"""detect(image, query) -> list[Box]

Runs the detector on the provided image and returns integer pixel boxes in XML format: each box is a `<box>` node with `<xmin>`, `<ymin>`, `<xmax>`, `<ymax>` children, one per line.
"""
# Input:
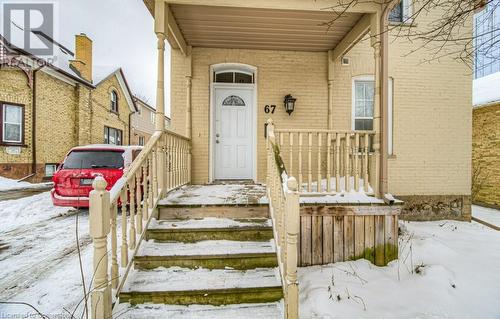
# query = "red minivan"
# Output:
<box><xmin>51</xmin><ymin>145</ymin><xmax>143</xmax><ymax>208</ymax></box>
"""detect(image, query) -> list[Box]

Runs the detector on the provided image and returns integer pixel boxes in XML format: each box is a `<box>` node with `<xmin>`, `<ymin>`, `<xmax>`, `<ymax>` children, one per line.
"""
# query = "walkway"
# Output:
<box><xmin>472</xmin><ymin>205</ymin><xmax>500</xmax><ymax>231</ymax></box>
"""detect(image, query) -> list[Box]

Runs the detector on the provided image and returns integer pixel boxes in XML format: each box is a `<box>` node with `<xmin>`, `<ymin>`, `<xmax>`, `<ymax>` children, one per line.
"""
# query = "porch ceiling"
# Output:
<box><xmin>168</xmin><ymin>4</ymin><xmax>364</xmax><ymax>52</ymax></box>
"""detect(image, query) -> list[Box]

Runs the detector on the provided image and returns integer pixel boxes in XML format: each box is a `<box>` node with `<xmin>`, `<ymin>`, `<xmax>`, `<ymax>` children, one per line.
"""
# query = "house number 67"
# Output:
<box><xmin>264</xmin><ymin>105</ymin><xmax>276</xmax><ymax>114</ymax></box>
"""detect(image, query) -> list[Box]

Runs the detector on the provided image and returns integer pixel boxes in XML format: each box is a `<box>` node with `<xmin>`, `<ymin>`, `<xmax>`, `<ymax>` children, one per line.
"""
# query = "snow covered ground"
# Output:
<box><xmin>0</xmin><ymin>176</ymin><xmax>52</xmax><ymax>192</ymax></box>
<box><xmin>0</xmin><ymin>191</ymin><xmax>93</xmax><ymax>317</ymax></box>
<box><xmin>2</xmin><ymin>194</ymin><xmax>500</xmax><ymax>319</ymax></box>
<box><xmin>299</xmin><ymin>218</ymin><xmax>500</xmax><ymax>319</ymax></box>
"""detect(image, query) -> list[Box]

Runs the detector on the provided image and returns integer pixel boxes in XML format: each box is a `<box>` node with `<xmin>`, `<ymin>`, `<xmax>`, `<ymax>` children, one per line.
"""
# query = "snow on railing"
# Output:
<box><xmin>88</xmin><ymin>129</ymin><xmax>191</xmax><ymax>318</ymax></box>
<box><xmin>274</xmin><ymin>128</ymin><xmax>377</xmax><ymax>196</ymax></box>
<box><xmin>266</xmin><ymin>119</ymin><xmax>299</xmax><ymax>319</ymax></box>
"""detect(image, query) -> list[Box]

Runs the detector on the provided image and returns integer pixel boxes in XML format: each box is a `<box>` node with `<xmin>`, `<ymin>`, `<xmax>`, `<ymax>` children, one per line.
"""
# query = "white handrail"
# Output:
<box><xmin>266</xmin><ymin>119</ymin><xmax>299</xmax><ymax>319</ymax></box>
<box><xmin>89</xmin><ymin>129</ymin><xmax>191</xmax><ymax>319</ymax></box>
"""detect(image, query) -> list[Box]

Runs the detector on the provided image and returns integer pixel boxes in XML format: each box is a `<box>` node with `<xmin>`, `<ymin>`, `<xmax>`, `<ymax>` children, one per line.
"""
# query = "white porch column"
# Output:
<box><xmin>185</xmin><ymin>46</ymin><xmax>193</xmax><ymax>139</ymax></box>
<box><xmin>370</xmin><ymin>27</ymin><xmax>382</xmax><ymax>198</ymax></box>
<box><xmin>327</xmin><ymin>50</ymin><xmax>334</xmax><ymax>130</ymax></box>
<box><xmin>370</xmin><ymin>2</ymin><xmax>399</xmax><ymax>198</ymax></box>
<box><xmin>154</xmin><ymin>0</ymin><xmax>167</xmax><ymax>192</ymax></box>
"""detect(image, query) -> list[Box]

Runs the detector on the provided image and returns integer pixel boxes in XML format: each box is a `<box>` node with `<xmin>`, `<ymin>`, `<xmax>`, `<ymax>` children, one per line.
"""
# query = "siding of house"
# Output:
<box><xmin>472</xmin><ymin>102</ymin><xmax>500</xmax><ymax>208</ymax></box>
<box><xmin>170</xmin><ymin>26</ymin><xmax>472</xmax><ymax>220</ymax></box>
<box><xmin>131</xmin><ymin>100</ymin><xmax>156</xmax><ymax>145</ymax></box>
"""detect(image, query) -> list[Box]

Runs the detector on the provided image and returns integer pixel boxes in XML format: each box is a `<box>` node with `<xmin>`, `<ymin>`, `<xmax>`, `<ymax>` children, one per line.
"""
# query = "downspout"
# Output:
<box><xmin>379</xmin><ymin>0</ymin><xmax>400</xmax><ymax>197</ymax></box>
<box><xmin>31</xmin><ymin>69</ymin><xmax>38</xmax><ymax>176</ymax></box>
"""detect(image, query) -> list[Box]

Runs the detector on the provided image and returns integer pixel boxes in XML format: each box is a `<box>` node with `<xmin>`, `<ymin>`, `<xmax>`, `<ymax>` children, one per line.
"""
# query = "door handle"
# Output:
<box><xmin>216</xmin><ymin>133</ymin><xmax>220</xmax><ymax>137</ymax></box>
<box><xmin>216</xmin><ymin>140</ymin><xmax>220</xmax><ymax>144</ymax></box>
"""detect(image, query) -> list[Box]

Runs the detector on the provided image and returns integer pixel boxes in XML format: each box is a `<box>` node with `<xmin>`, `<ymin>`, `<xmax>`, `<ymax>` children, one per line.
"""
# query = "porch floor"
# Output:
<box><xmin>158</xmin><ymin>183</ymin><xmax>402</xmax><ymax>207</ymax></box>
<box><xmin>158</xmin><ymin>183</ymin><xmax>268</xmax><ymax>206</ymax></box>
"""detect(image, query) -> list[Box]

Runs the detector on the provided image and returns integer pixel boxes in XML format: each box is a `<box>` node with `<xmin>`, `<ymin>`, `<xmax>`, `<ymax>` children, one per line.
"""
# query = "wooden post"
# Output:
<box><xmin>298</xmin><ymin>133</ymin><xmax>303</xmax><ymax>191</ymax></box>
<box><xmin>136</xmin><ymin>171</ymin><xmax>143</xmax><ymax>233</ymax></box>
<box><xmin>344</xmin><ymin>133</ymin><xmax>350</xmax><ymax>192</ymax></box>
<box><xmin>128</xmin><ymin>180</ymin><xmax>136</xmax><ymax>249</ymax></box>
<box><xmin>307</xmin><ymin>132</ymin><xmax>312</xmax><ymax>192</ymax></box>
<box><xmin>326</xmin><ymin>132</ymin><xmax>332</xmax><ymax>192</ymax></box>
<box><xmin>110</xmin><ymin>203</ymin><xmax>118</xmax><ymax>289</ymax></box>
<box><xmin>354</xmin><ymin>133</ymin><xmax>360</xmax><ymax>192</ymax></box>
<box><xmin>120</xmin><ymin>188</ymin><xmax>128</xmax><ymax>267</ymax></box>
<box><xmin>335</xmin><ymin>133</ymin><xmax>340</xmax><ymax>192</ymax></box>
<box><xmin>285</xmin><ymin>177</ymin><xmax>300</xmax><ymax>319</ymax></box>
<box><xmin>89</xmin><ymin>176</ymin><xmax>112</xmax><ymax>319</ymax></box>
<box><xmin>363</xmin><ymin>134</ymin><xmax>370</xmax><ymax>192</ymax></box>
<box><xmin>317</xmin><ymin>133</ymin><xmax>322</xmax><ymax>192</ymax></box>
<box><xmin>371</xmin><ymin>38</ymin><xmax>382</xmax><ymax>198</ymax></box>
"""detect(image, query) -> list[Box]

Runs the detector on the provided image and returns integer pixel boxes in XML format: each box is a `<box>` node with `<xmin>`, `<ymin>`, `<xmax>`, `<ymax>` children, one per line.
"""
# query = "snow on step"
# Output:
<box><xmin>122</xmin><ymin>267</ymin><xmax>282</xmax><ymax>292</ymax></box>
<box><xmin>115</xmin><ymin>302</ymin><xmax>283</xmax><ymax>319</ymax></box>
<box><xmin>138</xmin><ymin>239</ymin><xmax>275</xmax><ymax>257</ymax></box>
<box><xmin>149</xmin><ymin>217</ymin><xmax>272</xmax><ymax>230</ymax></box>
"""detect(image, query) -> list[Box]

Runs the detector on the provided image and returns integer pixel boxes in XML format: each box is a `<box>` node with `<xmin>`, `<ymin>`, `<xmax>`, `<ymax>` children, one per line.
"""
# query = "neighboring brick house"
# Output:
<box><xmin>131</xmin><ymin>97</ymin><xmax>171</xmax><ymax>146</ymax></box>
<box><xmin>0</xmin><ymin>33</ymin><xmax>137</xmax><ymax>181</ymax></box>
<box><xmin>472</xmin><ymin>1</ymin><xmax>500</xmax><ymax>209</ymax></box>
<box><xmin>472</xmin><ymin>102</ymin><xmax>500</xmax><ymax>209</ymax></box>
<box><xmin>146</xmin><ymin>0</ymin><xmax>473</xmax><ymax>220</ymax></box>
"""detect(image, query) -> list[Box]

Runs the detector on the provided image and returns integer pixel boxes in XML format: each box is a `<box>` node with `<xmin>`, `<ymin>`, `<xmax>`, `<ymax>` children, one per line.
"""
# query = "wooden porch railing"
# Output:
<box><xmin>88</xmin><ymin>129</ymin><xmax>191</xmax><ymax>319</ymax></box>
<box><xmin>274</xmin><ymin>128</ymin><xmax>377</xmax><ymax>195</ymax></box>
<box><xmin>266</xmin><ymin>119</ymin><xmax>299</xmax><ymax>319</ymax></box>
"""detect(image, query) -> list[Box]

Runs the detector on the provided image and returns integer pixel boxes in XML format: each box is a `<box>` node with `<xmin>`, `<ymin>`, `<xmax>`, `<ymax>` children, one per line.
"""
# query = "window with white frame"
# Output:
<box><xmin>138</xmin><ymin>136</ymin><xmax>145</xmax><ymax>146</ymax></box>
<box><xmin>104</xmin><ymin>126</ymin><xmax>123</xmax><ymax>145</ymax></box>
<box><xmin>389</xmin><ymin>0</ymin><xmax>412</xmax><ymax>23</ymax></box>
<box><xmin>352</xmin><ymin>77</ymin><xmax>395</xmax><ymax>155</ymax></box>
<box><xmin>2</xmin><ymin>103</ymin><xmax>23</xmax><ymax>144</ymax></box>
<box><xmin>150</xmin><ymin>112</ymin><xmax>155</xmax><ymax>124</ymax></box>
<box><xmin>110</xmin><ymin>90</ymin><xmax>119</xmax><ymax>113</ymax></box>
<box><xmin>353</xmin><ymin>80</ymin><xmax>375</xmax><ymax>131</ymax></box>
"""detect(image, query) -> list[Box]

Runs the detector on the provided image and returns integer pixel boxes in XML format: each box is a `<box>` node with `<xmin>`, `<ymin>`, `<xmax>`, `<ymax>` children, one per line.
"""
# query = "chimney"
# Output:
<box><xmin>70</xmin><ymin>33</ymin><xmax>93</xmax><ymax>82</ymax></box>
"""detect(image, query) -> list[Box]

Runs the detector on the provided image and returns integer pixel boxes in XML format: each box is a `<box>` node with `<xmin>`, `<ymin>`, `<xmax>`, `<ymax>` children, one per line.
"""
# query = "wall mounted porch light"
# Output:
<box><xmin>284</xmin><ymin>94</ymin><xmax>296</xmax><ymax>116</ymax></box>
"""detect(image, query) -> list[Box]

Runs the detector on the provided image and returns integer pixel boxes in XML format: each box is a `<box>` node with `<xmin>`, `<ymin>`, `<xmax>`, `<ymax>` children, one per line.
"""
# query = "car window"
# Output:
<box><xmin>62</xmin><ymin>150</ymin><xmax>125</xmax><ymax>169</ymax></box>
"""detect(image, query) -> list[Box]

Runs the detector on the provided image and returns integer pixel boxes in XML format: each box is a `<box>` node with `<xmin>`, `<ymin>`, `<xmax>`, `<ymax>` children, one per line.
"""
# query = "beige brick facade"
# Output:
<box><xmin>472</xmin><ymin>102</ymin><xmax>500</xmax><ymax>208</ymax></box>
<box><xmin>90</xmin><ymin>75</ymin><xmax>131</xmax><ymax>145</ymax></box>
<box><xmin>0</xmin><ymin>67</ymin><xmax>134</xmax><ymax>181</ymax></box>
<box><xmin>170</xmin><ymin>26</ymin><xmax>472</xmax><ymax>220</ymax></box>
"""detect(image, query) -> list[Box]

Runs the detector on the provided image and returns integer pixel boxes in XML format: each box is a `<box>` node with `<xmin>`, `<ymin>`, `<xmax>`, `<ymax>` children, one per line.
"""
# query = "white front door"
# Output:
<box><xmin>214</xmin><ymin>87</ymin><xmax>254</xmax><ymax>180</ymax></box>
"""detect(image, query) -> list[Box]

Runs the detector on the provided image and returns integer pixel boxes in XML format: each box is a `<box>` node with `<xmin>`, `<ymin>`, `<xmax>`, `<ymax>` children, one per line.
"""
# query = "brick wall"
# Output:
<box><xmin>171</xmin><ymin>48</ymin><xmax>329</xmax><ymax>184</ymax></box>
<box><xmin>472</xmin><ymin>102</ymin><xmax>500</xmax><ymax>208</ymax></box>
<box><xmin>0</xmin><ymin>69</ymin><xmax>33</xmax><ymax>175</ymax></box>
<box><xmin>0</xmin><ymin>68</ymin><xmax>134</xmax><ymax>181</ymax></box>
<box><xmin>90</xmin><ymin>75</ymin><xmax>131</xmax><ymax>145</ymax></box>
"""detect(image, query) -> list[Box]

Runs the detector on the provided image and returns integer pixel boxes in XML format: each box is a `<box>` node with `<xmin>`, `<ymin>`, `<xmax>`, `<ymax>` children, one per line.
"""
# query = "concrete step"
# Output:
<box><xmin>119</xmin><ymin>267</ymin><xmax>283</xmax><ymax>306</ymax></box>
<box><xmin>158</xmin><ymin>203</ymin><xmax>269</xmax><ymax>219</ymax></box>
<box><xmin>114</xmin><ymin>302</ymin><xmax>283</xmax><ymax>319</ymax></box>
<box><xmin>135</xmin><ymin>239</ymin><xmax>277</xmax><ymax>270</ymax></box>
<box><xmin>146</xmin><ymin>218</ymin><xmax>273</xmax><ymax>242</ymax></box>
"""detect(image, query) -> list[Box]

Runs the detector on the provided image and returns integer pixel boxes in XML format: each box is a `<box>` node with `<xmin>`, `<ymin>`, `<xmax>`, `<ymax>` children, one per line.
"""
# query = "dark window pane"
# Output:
<box><xmin>215</xmin><ymin>72</ymin><xmax>233</xmax><ymax>83</ymax></box>
<box><xmin>355</xmin><ymin>119</ymin><xmax>373</xmax><ymax>131</ymax></box>
<box><xmin>235</xmin><ymin>72</ymin><xmax>253</xmax><ymax>83</ymax></box>
<box><xmin>389</xmin><ymin>1</ymin><xmax>403</xmax><ymax>22</ymax></box>
<box><xmin>62</xmin><ymin>150</ymin><xmax>124</xmax><ymax>169</ymax></box>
